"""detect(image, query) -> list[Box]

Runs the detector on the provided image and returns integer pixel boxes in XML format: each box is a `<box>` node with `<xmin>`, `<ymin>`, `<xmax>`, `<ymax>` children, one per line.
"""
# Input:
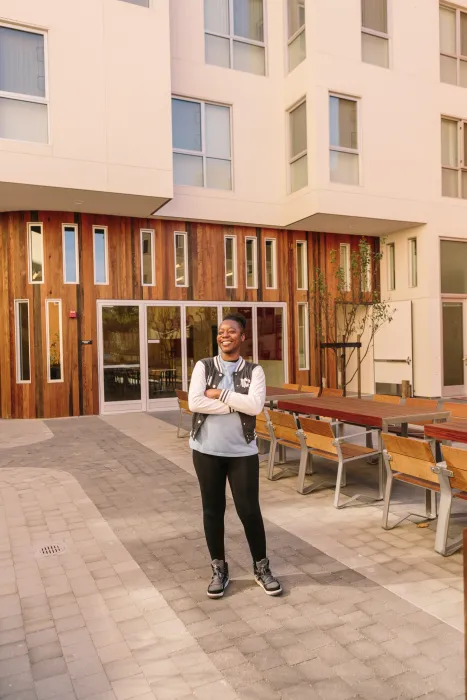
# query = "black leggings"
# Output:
<box><xmin>192</xmin><ymin>451</ymin><xmax>267</xmax><ymax>563</ymax></box>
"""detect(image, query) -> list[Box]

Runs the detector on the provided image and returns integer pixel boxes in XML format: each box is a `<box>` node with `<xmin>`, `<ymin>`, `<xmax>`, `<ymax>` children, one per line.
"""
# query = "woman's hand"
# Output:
<box><xmin>205</xmin><ymin>389</ymin><xmax>221</xmax><ymax>399</ymax></box>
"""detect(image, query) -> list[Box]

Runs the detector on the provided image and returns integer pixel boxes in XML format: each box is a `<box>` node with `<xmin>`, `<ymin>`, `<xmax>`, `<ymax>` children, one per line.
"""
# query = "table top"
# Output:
<box><xmin>425</xmin><ymin>419</ymin><xmax>467</xmax><ymax>443</ymax></box>
<box><xmin>277</xmin><ymin>396</ymin><xmax>450</xmax><ymax>429</ymax></box>
<box><xmin>265</xmin><ymin>387</ymin><xmax>317</xmax><ymax>401</ymax></box>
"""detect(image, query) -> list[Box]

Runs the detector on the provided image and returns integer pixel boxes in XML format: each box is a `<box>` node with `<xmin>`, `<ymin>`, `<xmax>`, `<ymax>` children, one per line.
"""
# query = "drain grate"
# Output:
<box><xmin>37</xmin><ymin>543</ymin><xmax>67</xmax><ymax>557</ymax></box>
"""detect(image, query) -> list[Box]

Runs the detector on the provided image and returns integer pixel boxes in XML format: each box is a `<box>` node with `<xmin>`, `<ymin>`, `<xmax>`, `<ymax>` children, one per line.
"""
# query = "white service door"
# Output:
<box><xmin>373</xmin><ymin>300</ymin><xmax>413</xmax><ymax>394</ymax></box>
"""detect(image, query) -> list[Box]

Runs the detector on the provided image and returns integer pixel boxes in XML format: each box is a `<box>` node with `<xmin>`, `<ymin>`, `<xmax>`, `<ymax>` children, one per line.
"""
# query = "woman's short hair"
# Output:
<box><xmin>222</xmin><ymin>313</ymin><xmax>247</xmax><ymax>332</ymax></box>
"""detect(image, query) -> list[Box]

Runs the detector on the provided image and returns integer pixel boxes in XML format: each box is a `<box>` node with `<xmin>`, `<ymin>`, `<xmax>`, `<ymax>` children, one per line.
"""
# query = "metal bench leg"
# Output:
<box><xmin>334</xmin><ymin>456</ymin><xmax>345</xmax><ymax>508</ymax></box>
<box><xmin>435</xmin><ymin>472</ymin><xmax>461</xmax><ymax>556</ymax></box>
<box><xmin>267</xmin><ymin>438</ymin><xmax>277</xmax><ymax>480</ymax></box>
<box><xmin>382</xmin><ymin>468</ymin><xmax>395</xmax><ymax>529</ymax></box>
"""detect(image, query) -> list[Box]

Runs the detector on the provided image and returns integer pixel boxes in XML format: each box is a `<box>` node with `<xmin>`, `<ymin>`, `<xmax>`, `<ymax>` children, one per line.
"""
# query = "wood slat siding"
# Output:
<box><xmin>0</xmin><ymin>211</ymin><xmax>379</xmax><ymax>419</ymax></box>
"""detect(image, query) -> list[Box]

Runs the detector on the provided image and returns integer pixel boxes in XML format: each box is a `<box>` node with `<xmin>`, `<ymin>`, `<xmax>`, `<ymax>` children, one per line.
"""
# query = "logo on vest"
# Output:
<box><xmin>240</xmin><ymin>377</ymin><xmax>251</xmax><ymax>388</ymax></box>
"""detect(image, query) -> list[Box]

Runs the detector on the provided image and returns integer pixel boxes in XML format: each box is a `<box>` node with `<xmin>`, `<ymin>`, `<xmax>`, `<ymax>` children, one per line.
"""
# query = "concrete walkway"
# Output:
<box><xmin>0</xmin><ymin>414</ymin><xmax>464</xmax><ymax>700</ymax></box>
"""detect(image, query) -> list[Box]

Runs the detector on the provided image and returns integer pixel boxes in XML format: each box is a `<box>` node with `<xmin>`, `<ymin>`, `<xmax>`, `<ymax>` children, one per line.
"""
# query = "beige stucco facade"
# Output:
<box><xmin>2</xmin><ymin>0</ymin><xmax>467</xmax><ymax>399</ymax></box>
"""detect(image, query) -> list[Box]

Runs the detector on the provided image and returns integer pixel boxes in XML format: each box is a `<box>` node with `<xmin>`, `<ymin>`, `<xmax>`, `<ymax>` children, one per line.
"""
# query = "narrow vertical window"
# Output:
<box><xmin>224</xmin><ymin>235</ymin><xmax>237</xmax><ymax>288</ymax></box>
<box><xmin>245</xmin><ymin>237</ymin><xmax>258</xmax><ymax>289</ymax></box>
<box><xmin>14</xmin><ymin>300</ymin><xmax>31</xmax><ymax>383</ymax></box>
<box><xmin>62</xmin><ymin>224</ymin><xmax>79</xmax><ymax>284</ymax></box>
<box><xmin>265</xmin><ymin>239</ymin><xmax>277</xmax><ymax>289</ymax></box>
<box><xmin>408</xmin><ymin>238</ymin><xmax>417</xmax><ymax>288</ymax></box>
<box><xmin>289</xmin><ymin>100</ymin><xmax>308</xmax><ymax>193</ymax></box>
<box><xmin>175</xmin><ymin>231</ymin><xmax>188</xmax><ymax>287</ymax></box>
<box><xmin>340</xmin><ymin>243</ymin><xmax>351</xmax><ymax>291</ymax></box>
<box><xmin>141</xmin><ymin>229</ymin><xmax>155</xmax><ymax>286</ymax></box>
<box><xmin>93</xmin><ymin>227</ymin><xmax>108</xmax><ymax>285</ymax></box>
<box><xmin>387</xmin><ymin>243</ymin><xmax>395</xmax><ymax>291</ymax></box>
<box><xmin>288</xmin><ymin>0</ymin><xmax>306</xmax><ymax>72</ymax></box>
<box><xmin>296</xmin><ymin>240</ymin><xmax>307</xmax><ymax>290</ymax></box>
<box><xmin>329</xmin><ymin>95</ymin><xmax>360</xmax><ymax>185</ymax></box>
<box><xmin>28</xmin><ymin>223</ymin><xmax>44</xmax><ymax>284</ymax></box>
<box><xmin>440</xmin><ymin>4</ymin><xmax>467</xmax><ymax>87</ymax></box>
<box><xmin>298</xmin><ymin>303</ymin><xmax>309</xmax><ymax>370</ymax></box>
<box><xmin>46</xmin><ymin>299</ymin><xmax>63</xmax><ymax>383</ymax></box>
<box><xmin>361</xmin><ymin>0</ymin><xmax>389</xmax><ymax>68</ymax></box>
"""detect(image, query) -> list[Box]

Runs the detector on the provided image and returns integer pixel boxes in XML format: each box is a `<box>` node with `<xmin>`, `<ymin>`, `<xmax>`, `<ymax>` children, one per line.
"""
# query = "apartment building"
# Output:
<box><xmin>0</xmin><ymin>0</ymin><xmax>466</xmax><ymax>419</ymax></box>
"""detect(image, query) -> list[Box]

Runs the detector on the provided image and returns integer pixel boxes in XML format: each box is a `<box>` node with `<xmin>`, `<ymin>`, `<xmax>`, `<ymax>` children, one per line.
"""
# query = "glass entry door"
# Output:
<box><xmin>147</xmin><ymin>306</ymin><xmax>183</xmax><ymax>403</ymax></box>
<box><xmin>443</xmin><ymin>300</ymin><xmax>467</xmax><ymax>396</ymax></box>
<box><xmin>100</xmin><ymin>305</ymin><xmax>144</xmax><ymax>412</ymax></box>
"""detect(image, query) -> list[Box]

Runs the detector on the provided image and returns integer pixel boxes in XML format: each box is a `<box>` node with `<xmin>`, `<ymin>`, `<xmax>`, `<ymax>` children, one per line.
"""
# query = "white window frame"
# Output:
<box><xmin>387</xmin><ymin>242</ymin><xmax>395</xmax><ymax>291</ymax></box>
<box><xmin>28</xmin><ymin>222</ymin><xmax>44</xmax><ymax>285</ymax></box>
<box><xmin>174</xmin><ymin>231</ymin><xmax>189</xmax><ymax>288</ymax></box>
<box><xmin>204</xmin><ymin>0</ymin><xmax>266</xmax><ymax>75</ymax></box>
<box><xmin>14</xmin><ymin>299</ymin><xmax>31</xmax><ymax>384</ymax></box>
<box><xmin>361</xmin><ymin>0</ymin><xmax>389</xmax><ymax>67</ymax></box>
<box><xmin>287</xmin><ymin>0</ymin><xmax>306</xmax><ymax>72</ymax></box>
<box><xmin>0</xmin><ymin>23</ymin><xmax>49</xmax><ymax>144</ymax></box>
<box><xmin>140</xmin><ymin>228</ymin><xmax>155</xmax><ymax>287</ymax></box>
<box><xmin>45</xmin><ymin>298</ymin><xmax>64</xmax><ymax>384</ymax></box>
<box><xmin>93</xmin><ymin>226</ymin><xmax>109</xmax><ymax>285</ymax></box>
<box><xmin>172</xmin><ymin>96</ymin><xmax>232</xmax><ymax>190</ymax></box>
<box><xmin>408</xmin><ymin>237</ymin><xmax>418</xmax><ymax>288</ymax></box>
<box><xmin>297</xmin><ymin>302</ymin><xmax>310</xmax><ymax>370</ymax></box>
<box><xmin>62</xmin><ymin>224</ymin><xmax>79</xmax><ymax>285</ymax></box>
<box><xmin>265</xmin><ymin>238</ymin><xmax>277</xmax><ymax>289</ymax></box>
<box><xmin>288</xmin><ymin>98</ymin><xmax>308</xmax><ymax>194</ymax></box>
<box><xmin>245</xmin><ymin>237</ymin><xmax>258</xmax><ymax>289</ymax></box>
<box><xmin>340</xmin><ymin>243</ymin><xmax>351</xmax><ymax>292</ymax></box>
<box><xmin>441</xmin><ymin>116</ymin><xmax>467</xmax><ymax>198</ymax></box>
<box><xmin>440</xmin><ymin>4</ymin><xmax>467</xmax><ymax>86</ymax></box>
<box><xmin>224</xmin><ymin>235</ymin><xmax>238</xmax><ymax>288</ymax></box>
<box><xmin>329</xmin><ymin>93</ymin><xmax>360</xmax><ymax>185</ymax></box>
<box><xmin>296</xmin><ymin>240</ymin><xmax>308</xmax><ymax>290</ymax></box>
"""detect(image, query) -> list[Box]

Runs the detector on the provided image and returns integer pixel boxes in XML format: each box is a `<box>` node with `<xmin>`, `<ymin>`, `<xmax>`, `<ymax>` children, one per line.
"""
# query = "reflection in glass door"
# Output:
<box><xmin>147</xmin><ymin>306</ymin><xmax>183</xmax><ymax>399</ymax></box>
<box><xmin>257</xmin><ymin>307</ymin><xmax>285</xmax><ymax>385</ymax></box>
<box><xmin>443</xmin><ymin>301</ymin><xmax>467</xmax><ymax>396</ymax></box>
<box><xmin>101</xmin><ymin>306</ymin><xmax>142</xmax><ymax>407</ymax></box>
<box><xmin>186</xmin><ymin>307</ymin><xmax>218</xmax><ymax>381</ymax></box>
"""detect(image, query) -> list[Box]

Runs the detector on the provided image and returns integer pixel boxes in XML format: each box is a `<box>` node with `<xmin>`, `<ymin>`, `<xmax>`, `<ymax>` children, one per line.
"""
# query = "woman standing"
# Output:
<box><xmin>188</xmin><ymin>313</ymin><xmax>282</xmax><ymax>599</ymax></box>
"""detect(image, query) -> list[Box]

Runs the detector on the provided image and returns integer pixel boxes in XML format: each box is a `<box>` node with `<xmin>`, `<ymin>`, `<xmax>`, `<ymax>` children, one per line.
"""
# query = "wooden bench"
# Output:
<box><xmin>267</xmin><ymin>410</ymin><xmax>301</xmax><ymax>481</ymax></box>
<box><xmin>373</xmin><ymin>394</ymin><xmax>401</xmax><ymax>405</ymax></box>
<box><xmin>175</xmin><ymin>389</ymin><xmax>192</xmax><ymax>438</ymax></box>
<box><xmin>298</xmin><ymin>417</ymin><xmax>380</xmax><ymax>507</ymax></box>
<box><xmin>443</xmin><ymin>402</ymin><xmax>467</xmax><ymax>420</ymax></box>
<box><xmin>436</xmin><ymin>445</ymin><xmax>467</xmax><ymax>556</ymax></box>
<box><xmin>301</xmin><ymin>385</ymin><xmax>320</xmax><ymax>395</ymax></box>
<box><xmin>282</xmin><ymin>383</ymin><xmax>301</xmax><ymax>391</ymax></box>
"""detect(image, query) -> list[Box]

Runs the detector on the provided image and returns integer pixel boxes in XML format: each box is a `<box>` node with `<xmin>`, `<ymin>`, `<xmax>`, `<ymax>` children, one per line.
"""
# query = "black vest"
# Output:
<box><xmin>191</xmin><ymin>357</ymin><xmax>258</xmax><ymax>444</ymax></box>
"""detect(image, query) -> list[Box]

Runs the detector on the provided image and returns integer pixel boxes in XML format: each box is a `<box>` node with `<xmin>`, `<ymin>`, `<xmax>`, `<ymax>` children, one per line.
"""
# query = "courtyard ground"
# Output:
<box><xmin>0</xmin><ymin>411</ymin><xmax>464</xmax><ymax>700</ymax></box>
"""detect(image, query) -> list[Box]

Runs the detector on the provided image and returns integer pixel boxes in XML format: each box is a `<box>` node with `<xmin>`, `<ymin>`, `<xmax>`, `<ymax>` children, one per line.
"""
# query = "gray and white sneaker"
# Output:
<box><xmin>207</xmin><ymin>560</ymin><xmax>229</xmax><ymax>598</ymax></box>
<box><xmin>254</xmin><ymin>558</ymin><xmax>282</xmax><ymax>596</ymax></box>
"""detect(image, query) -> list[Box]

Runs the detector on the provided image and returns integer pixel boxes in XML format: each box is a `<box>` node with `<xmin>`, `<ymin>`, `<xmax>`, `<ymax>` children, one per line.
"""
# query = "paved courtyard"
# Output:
<box><xmin>0</xmin><ymin>412</ymin><xmax>464</xmax><ymax>700</ymax></box>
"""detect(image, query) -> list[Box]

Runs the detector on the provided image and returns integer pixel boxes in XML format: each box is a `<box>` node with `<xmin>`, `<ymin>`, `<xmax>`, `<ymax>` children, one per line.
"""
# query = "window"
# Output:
<box><xmin>204</xmin><ymin>0</ymin><xmax>265</xmax><ymax>76</ymax></box>
<box><xmin>265</xmin><ymin>239</ymin><xmax>277</xmax><ymax>289</ymax></box>
<box><xmin>441</xmin><ymin>117</ymin><xmax>467</xmax><ymax>198</ymax></box>
<box><xmin>245</xmin><ymin>237</ymin><xmax>258</xmax><ymax>288</ymax></box>
<box><xmin>28</xmin><ymin>223</ymin><xmax>44</xmax><ymax>284</ymax></box>
<box><xmin>441</xmin><ymin>239</ymin><xmax>467</xmax><ymax>293</ymax></box>
<box><xmin>0</xmin><ymin>26</ymin><xmax>47</xmax><ymax>143</ymax></box>
<box><xmin>340</xmin><ymin>243</ymin><xmax>351</xmax><ymax>291</ymax></box>
<box><xmin>14</xmin><ymin>300</ymin><xmax>30</xmax><ymax>383</ymax></box>
<box><xmin>175</xmin><ymin>232</ymin><xmax>188</xmax><ymax>287</ymax></box>
<box><xmin>296</xmin><ymin>241</ymin><xmax>307</xmax><ymax>289</ymax></box>
<box><xmin>93</xmin><ymin>227</ymin><xmax>108</xmax><ymax>284</ymax></box>
<box><xmin>440</xmin><ymin>4</ymin><xmax>467</xmax><ymax>86</ymax></box>
<box><xmin>224</xmin><ymin>236</ymin><xmax>238</xmax><ymax>288</ymax></box>
<box><xmin>172</xmin><ymin>97</ymin><xmax>232</xmax><ymax>190</ymax></box>
<box><xmin>361</xmin><ymin>260</ymin><xmax>371</xmax><ymax>292</ymax></box>
<box><xmin>408</xmin><ymin>238</ymin><xmax>417</xmax><ymax>288</ymax></box>
<box><xmin>361</xmin><ymin>0</ymin><xmax>389</xmax><ymax>68</ymax></box>
<box><xmin>298</xmin><ymin>303</ymin><xmax>309</xmax><ymax>370</ymax></box>
<box><xmin>329</xmin><ymin>95</ymin><xmax>359</xmax><ymax>185</ymax></box>
<box><xmin>46</xmin><ymin>300</ymin><xmax>63</xmax><ymax>383</ymax></box>
<box><xmin>387</xmin><ymin>243</ymin><xmax>395</xmax><ymax>291</ymax></box>
<box><xmin>288</xmin><ymin>0</ymin><xmax>306</xmax><ymax>72</ymax></box>
<box><xmin>141</xmin><ymin>229</ymin><xmax>155</xmax><ymax>286</ymax></box>
<box><xmin>62</xmin><ymin>225</ymin><xmax>79</xmax><ymax>284</ymax></box>
<box><xmin>289</xmin><ymin>100</ymin><xmax>308</xmax><ymax>193</ymax></box>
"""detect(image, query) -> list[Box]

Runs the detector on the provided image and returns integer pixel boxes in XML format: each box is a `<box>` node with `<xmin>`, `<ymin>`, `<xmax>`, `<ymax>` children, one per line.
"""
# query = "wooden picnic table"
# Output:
<box><xmin>265</xmin><ymin>386</ymin><xmax>317</xmax><ymax>402</ymax></box>
<box><xmin>277</xmin><ymin>396</ymin><xmax>450</xmax><ymax>431</ymax></box>
<box><xmin>425</xmin><ymin>419</ymin><xmax>467</xmax><ymax>443</ymax></box>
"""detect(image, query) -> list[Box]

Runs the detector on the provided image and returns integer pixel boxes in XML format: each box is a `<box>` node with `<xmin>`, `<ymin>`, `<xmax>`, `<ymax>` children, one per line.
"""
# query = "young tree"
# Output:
<box><xmin>311</xmin><ymin>237</ymin><xmax>394</xmax><ymax>395</ymax></box>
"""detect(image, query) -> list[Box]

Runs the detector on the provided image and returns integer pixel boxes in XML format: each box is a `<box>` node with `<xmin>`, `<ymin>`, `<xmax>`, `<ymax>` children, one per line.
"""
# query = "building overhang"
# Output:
<box><xmin>0</xmin><ymin>182</ymin><xmax>171</xmax><ymax>218</ymax></box>
<box><xmin>285</xmin><ymin>212</ymin><xmax>424</xmax><ymax>235</ymax></box>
